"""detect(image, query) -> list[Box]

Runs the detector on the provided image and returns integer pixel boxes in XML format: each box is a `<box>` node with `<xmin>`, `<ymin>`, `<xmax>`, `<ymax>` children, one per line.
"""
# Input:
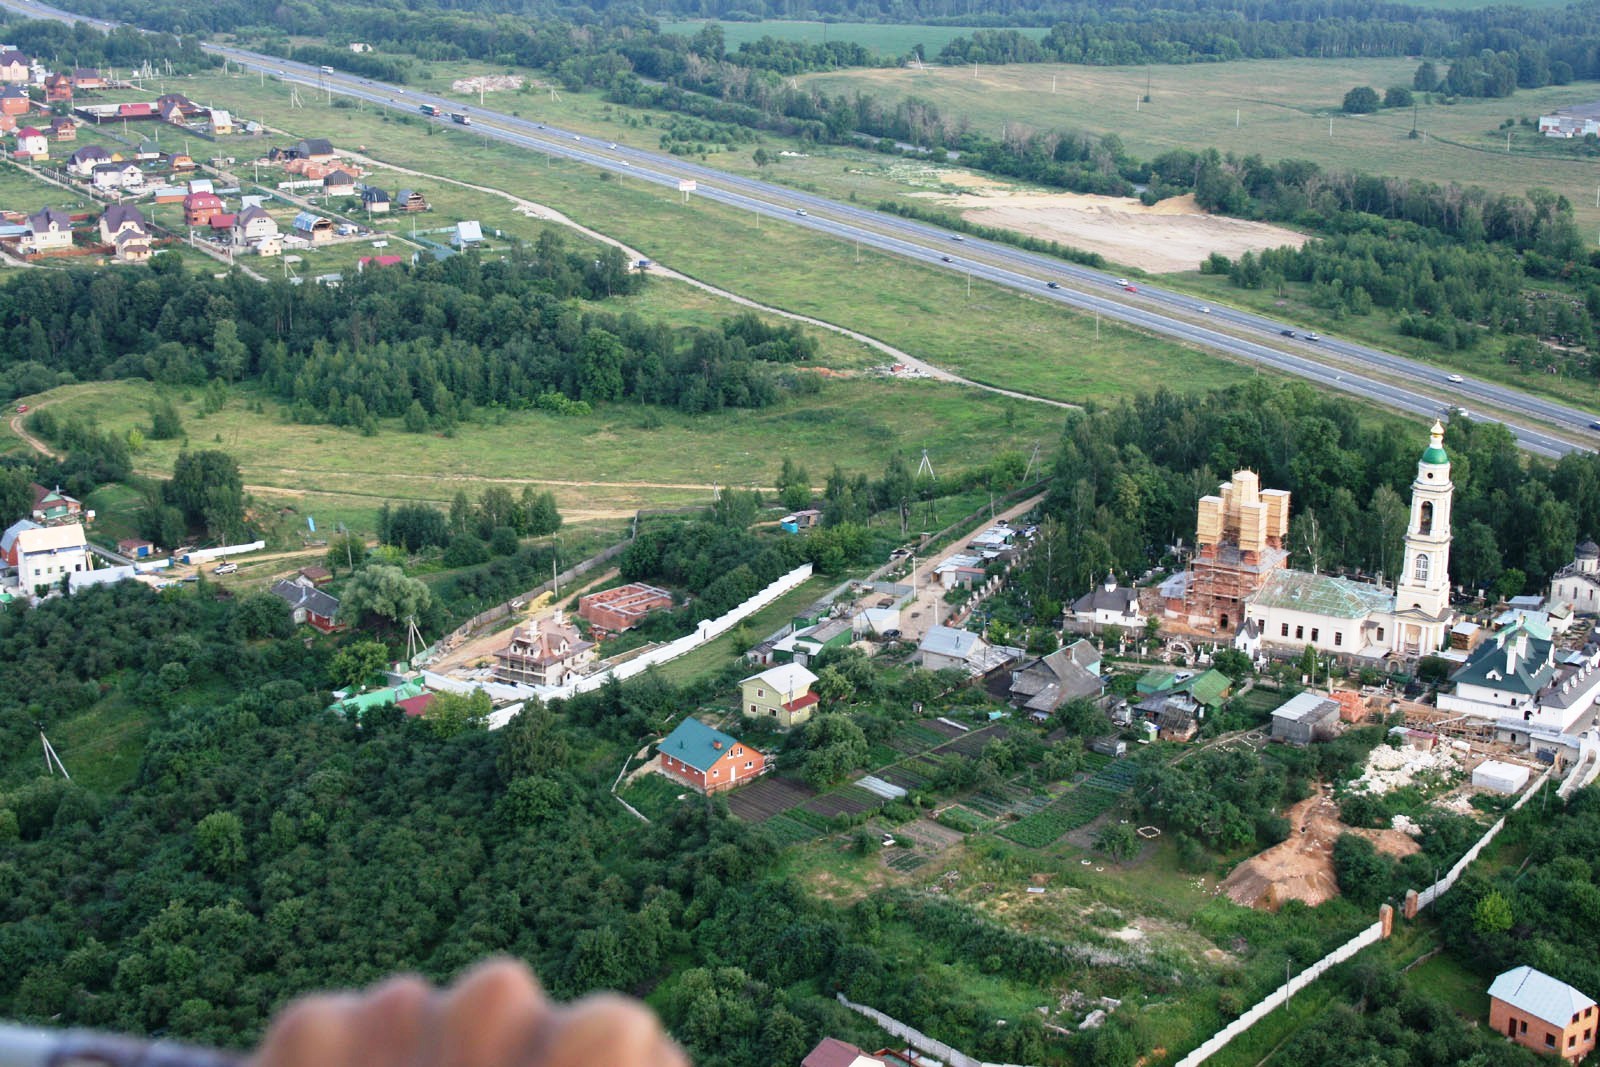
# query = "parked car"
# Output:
<box><xmin>881</xmin><ymin>629</ymin><xmax>903</xmax><ymax>640</ymax></box>
<box><xmin>14</xmin><ymin>404</ymin><xmax>26</xmax><ymax>413</ymax></box>
<box><xmin>213</xmin><ymin>562</ymin><xmax>238</xmax><ymax>575</ymax></box>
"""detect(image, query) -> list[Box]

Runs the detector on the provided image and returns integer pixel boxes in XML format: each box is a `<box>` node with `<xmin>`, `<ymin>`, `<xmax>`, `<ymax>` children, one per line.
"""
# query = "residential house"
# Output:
<box><xmin>787</xmin><ymin>617</ymin><xmax>855</xmax><ymax>664</ymax></box>
<box><xmin>918</xmin><ymin>624</ymin><xmax>1022</xmax><ymax>676</ymax></box>
<box><xmin>29</xmin><ymin>483</ymin><xmax>81</xmax><ymax>525</ymax></box>
<box><xmin>15</xmin><ymin>126</ymin><xmax>47</xmax><ymax>158</ymax></box>
<box><xmin>1488</xmin><ymin>966</ymin><xmax>1597</xmax><ymax>1062</ymax></box>
<box><xmin>298</xmin><ymin>566</ymin><xmax>332</xmax><ymax>586</ymax></box>
<box><xmin>968</xmin><ymin>522</ymin><xmax>1015</xmax><ymax>552</ymax></box>
<box><xmin>187</xmin><ymin>178</ymin><xmax>214</xmax><ymax>195</ymax></box>
<box><xmin>48</xmin><ymin>116</ymin><xmax>75</xmax><ymax>141</ymax></box>
<box><xmin>0</xmin><ymin>50</ymin><xmax>29</xmax><ymax>83</ymax></box>
<box><xmin>1551</xmin><ymin>540</ymin><xmax>1600</xmax><ymax>616</ymax></box>
<box><xmin>492</xmin><ymin>614</ymin><xmax>594</xmax><ymax>686</ymax></box>
<box><xmin>151</xmin><ymin>185</ymin><xmax>186</xmax><ymax>204</ymax></box>
<box><xmin>155</xmin><ymin>93</ymin><xmax>197</xmax><ymax>118</ymax></box>
<box><xmin>934</xmin><ymin>553</ymin><xmax>987</xmax><ymax>591</ymax></box>
<box><xmin>207</xmin><ymin>109</ymin><xmax>232</xmax><ymax>135</ymax></box>
<box><xmin>42</xmin><ymin>72</ymin><xmax>70</xmax><ymax>103</ymax></box>
<box><xmin>359</xmin><ymin>185</ymin><xmax>390</xmax><ymax>213</ymax></box>
<box><xmin>111</xmin><ymin>226</ymin><xmax>151</xmax><ymax>262</ymax></box>
<box><xmin>0</xmin><ymin>519</ymin><xmax>37</xmax><ymax>566</ymax></box>
<box><xmin>1438</xmin><ymin>618</ymin><xmax>1600</xmax><ymax>735</ymax></box>
<box><xmin>292</xmin><ymin>210</ymin><xmax>333</xmax><ymax>243</ymax></box>
<box><xmin>269</xmin><ymin>577</ymin><xmax>343</xmax><ymax>633</ymax></box>
<box><xmin>1071</xmin><ymin>571</ymin><xmax>1144</xmax><ymax>629</ymax></box>
<box><xmin>67</xmin><ymin>144</ymin><xmax>110</xmax><ymax>175</ymax></box>
<box><xmin>232</xmin><ymin>205</ymin><xmax>279</xmax><ymax>248</ymax></box>
<box><xmin>396</xmin><ymin>188</ymin><xmax>429</xmax><ymax>212</ymax></box>
<box><xmin>452</xmin><ymin>220</ymin><xmax>483</xmax><ymax>247</ymax></box>
<box><xmin>1009</xmin><ymin>638</ymin><xmax>1102</xmax><ymax>718</ymax></box>
<box><xmin>71</xmin><ymin>68</ymin><xmax>104</xmax><ymax>91</ymax></box>
<box><xmin>251</xmin><ymin>232</ymin><xmax>282</xmax><ymax>257</ymax></box>
<box><xmin>116</xmin><ymin>538</ymin><xmax>153</xmax><ymax>559</ymax></box>
<box><xmin>357</xmin><ymin>254</ymin><xmax>403</xmax><ymax>271</ymax></box>
<box><xmin>114</xmin><ymin>101</ymin><xmax>156</xmax><ymax>121</ymax></box>
<box><xmin>0</xmin><ymin>84</ymin><xmax>29</xmax><ymax>117</ymax></box>
<box><xmin>169</xmin><ymin>153</ymin><xmax>194</xmax><ymax>170</ymax></box>
<box><xmin>802</xmin><ymin>1037</ymin><xmax>888</xmax><ymax>1067</ymax></box>
<box><xmin>322</xmin><ymin>168</ymin><xmax>356</xmax><ymax>197</ymax></box>
<box><xmin>182</xmin><ymin>190</ymin><xmax>224</xmax><ymax>227</ymax></box>
<box><xmin>740</xmin><ymin>662</ymin><xmax>820</xmax><ymax>727</ymax></box>
<box><xmin>655</xmin><ymin>717</ymin><xmax>766</xmax><ymax>795</ymax></box>
<box><xmin>133</xmin><ymin>139</ymin><xmax>161</xmax><ymax>161</ymax></box>
<box><xmin>290</xmin><ymin>137</ymin><xmax>335</xmax><ymax>162</ymax></box>
<box><xmin>328</xmin><ymin>680</ymin><xmax>426</xmax><ymax>719</ymax></box>
<box><xmin>579</xmin><ymin>582</ymin><xmax>673</xmax><ymax>634</ymax></box>
<box><xmin>23</xmin><ymin>206</ymin><xmax>72</xmax><ymax>252</ymax></box>
<box><xmin>1271</xmin><ymin>691</ymin><xmax>1342</xmax><ymax>745</ymax></box>
<box><xmin>0</xmin><ymin>112</ymin><xmax>17</xmax><ymax>134</ymax></box>
<box><xmin>90</xmin><ymin>160</ymin><xmax>142</xmax><ymax>190</ymax></box>
<box><xmin>10</xmin><ymin>522</ymin><xmax>89</xmax><ymax>593</ymax></box>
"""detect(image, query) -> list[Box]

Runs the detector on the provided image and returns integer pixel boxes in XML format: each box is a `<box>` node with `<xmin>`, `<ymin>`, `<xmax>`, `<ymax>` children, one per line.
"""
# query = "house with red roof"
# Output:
<box><xmin>15</xmin><ymin>127</ymin><xmax>47</xmax><ymax>159</ymax></box>
<box><xmin>182</xmin><ymin>190</ymin><xmax>224</xmax><ymax>226</ymax></box>
<box><xmin>42</xmin><ymin>73</ymin><xmax>70</xmax><ymax>103</ymax></box>
<box><xmin>492</xmin><ymin>613</ymin><xmax>594</xmax><ymax>686</ymax></box>
<box><xmin>802</xmin><ymin>1038</ymin><xmax>890</xmax><ymax>1067</ymax></box>
<box><xmin>655</xmin><ymin>717</ymin><xmax>765</xmax><ymax>795</ymax></box>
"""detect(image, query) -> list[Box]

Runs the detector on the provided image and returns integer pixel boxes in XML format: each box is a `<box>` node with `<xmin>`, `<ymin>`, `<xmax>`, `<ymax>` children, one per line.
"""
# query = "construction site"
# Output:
<box><xmin>1174</xmin><ymin>470</ymin><xmax>1291</xmax><ymax>633</ymax></box>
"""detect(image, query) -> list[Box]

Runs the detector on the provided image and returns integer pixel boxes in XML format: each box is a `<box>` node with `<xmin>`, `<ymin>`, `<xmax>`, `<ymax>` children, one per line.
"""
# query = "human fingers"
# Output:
<box><xmin>430</xmin><ymin>958</ymin><xmax>554</xmax><ymax>1067</ymax></box>
<box><xmin>537</xmin><ymin>993</ymin><xmax>689</xmax><ymax>1067</ymax></box>
<box><xmin>246</xmin><ymin>992</ymin><xmax>363</xmax><ymax>1067</ymax></box>
<box><xmin>344</xmin><ymin>974</ymin><xmax>434</xmax><ymax>1067</ymax></box>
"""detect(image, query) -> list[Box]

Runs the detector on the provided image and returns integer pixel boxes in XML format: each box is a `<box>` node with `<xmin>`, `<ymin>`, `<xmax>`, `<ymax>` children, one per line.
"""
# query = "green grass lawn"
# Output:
<box><xmin>802</xmin><ymin>60</ymin><xmax>1600</xmax><ymax>233</ymax></box>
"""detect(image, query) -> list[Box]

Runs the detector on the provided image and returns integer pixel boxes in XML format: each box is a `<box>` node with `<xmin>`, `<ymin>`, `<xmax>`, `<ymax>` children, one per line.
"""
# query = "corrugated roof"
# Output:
<box><xmin>1489</xmin><ymin>966</ymin><xmax>1595</xmax><ymax>1027</ymax></box>
<box><xmin>920</xmin><ymin>624</ymin><xmax>979</xmax><ymax>659</ymax></box>
<box><xmin>1249</xmin><ymin>569</ymin><xmax>1394</xmax><ymax>620</ymax></box>
<box><xmin>659</xmin><ymin>717</ymin><xmax>744</xmax><ymax>773</ymax></box>
<box><xmin>1186</xmin><ymin>669</ymin><xmax>1232</xmax><ymax>708</ymax></box>
<box><xmin>745</xmin><ymin>662</ymin><xmax>816</xmax><ymax>693</ymax></box>
<box><xmin>1272</xmin><ymin>691</ymin><xmax>1341</xmax><ymax>725</ymax></box>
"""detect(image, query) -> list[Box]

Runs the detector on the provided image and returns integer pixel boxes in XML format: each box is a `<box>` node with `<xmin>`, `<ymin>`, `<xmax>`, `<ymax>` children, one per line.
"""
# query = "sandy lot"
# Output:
<box><xmin>1220</xmin><ymin>790</ymin><xmax>1420</xmax><ymax>911</ymax></box>
<box><xmin>926</xmin><ymin>190</ymin><xmax>1306</xmax><ymax>274</ymax></box>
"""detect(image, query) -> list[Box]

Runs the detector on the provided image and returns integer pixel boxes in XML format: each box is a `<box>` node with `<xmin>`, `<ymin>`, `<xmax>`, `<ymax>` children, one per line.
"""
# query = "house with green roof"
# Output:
<box><xmin>1438</xmin><ymin>619</ymin><xmax>1600</xmax><ymax>734</ymax></box>
<box><xmin>656</xmin><ymin>717</ymin><xmax>766</xmax><ymax>795</ymax></box>
<box><xmin>328</xmin><ymin>680</ymin><xmax>426</xmax><ymax>718</ymax></box>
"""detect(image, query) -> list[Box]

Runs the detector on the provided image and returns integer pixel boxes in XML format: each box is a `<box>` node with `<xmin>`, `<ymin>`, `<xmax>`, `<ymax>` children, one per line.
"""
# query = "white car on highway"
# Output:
<box><xmin>1447</xmin><ymin>374</ymin><xmax>1464</xmax><ymax>384</ymax></box>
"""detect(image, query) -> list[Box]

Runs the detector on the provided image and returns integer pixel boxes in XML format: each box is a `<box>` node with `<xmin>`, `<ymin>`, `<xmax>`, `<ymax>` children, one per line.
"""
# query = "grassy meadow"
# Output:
<box><xmin>802</xmin><ymin>59</ymin><xmax>1600</xmax><ymax>231</ymax></box>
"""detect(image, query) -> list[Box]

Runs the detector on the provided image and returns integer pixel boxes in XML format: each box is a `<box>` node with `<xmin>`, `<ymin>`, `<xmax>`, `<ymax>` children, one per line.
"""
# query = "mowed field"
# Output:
<box><xmin>658</xmin><ymin>20</ymin><xmax>1047</xmax><ymax>57</ymax></box>
<box><xmin>803</xmin><ymin>59</ymin><xmax>1600</xmax><ymax>231</ymax></box>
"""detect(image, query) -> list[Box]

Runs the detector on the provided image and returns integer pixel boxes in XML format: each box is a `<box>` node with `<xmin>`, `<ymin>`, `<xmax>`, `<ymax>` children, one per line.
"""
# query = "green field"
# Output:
<box><xmin>803</xmin><ymin>59</ymin><xmax>1600</xmax><ymax>232</ymax></box>
<box><xmin>658</xmin><ymin>20</ymin><xmax>1047</xmax><ymax>57</ymax></box>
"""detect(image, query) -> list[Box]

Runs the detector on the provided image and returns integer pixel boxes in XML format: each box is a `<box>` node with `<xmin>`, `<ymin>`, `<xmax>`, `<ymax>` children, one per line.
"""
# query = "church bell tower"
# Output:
<box><xmin>1393</xmin><ymin>421</ymin><xmax>1454</xmax><ymax>649</ymax></box>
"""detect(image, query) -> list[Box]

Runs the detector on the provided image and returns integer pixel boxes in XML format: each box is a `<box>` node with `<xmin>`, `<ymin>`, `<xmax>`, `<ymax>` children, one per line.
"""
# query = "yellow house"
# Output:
<box><xmin>740</xmin><ymin>663</ymin><xmax>819</xmax><ymax>728</ymax></box>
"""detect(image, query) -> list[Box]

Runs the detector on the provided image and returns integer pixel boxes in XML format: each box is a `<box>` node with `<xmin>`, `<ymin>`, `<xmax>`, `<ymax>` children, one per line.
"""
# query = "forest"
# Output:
<box><xmin>0</xmin><ymin>15</ymin><xmax>215</xmax><ymax>74</ymax></box>
<box><xmin>0</xmin><ymin>236</ymin><xmax>821</xmax><ymax>425</ymax></box>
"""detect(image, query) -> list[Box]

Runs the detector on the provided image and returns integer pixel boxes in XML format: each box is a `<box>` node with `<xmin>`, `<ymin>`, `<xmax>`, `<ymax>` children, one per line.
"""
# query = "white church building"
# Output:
<box><xmin>1242</xmin><ymin>420</ymin><xmax>1456</xmax><ymax>659</ymax></box>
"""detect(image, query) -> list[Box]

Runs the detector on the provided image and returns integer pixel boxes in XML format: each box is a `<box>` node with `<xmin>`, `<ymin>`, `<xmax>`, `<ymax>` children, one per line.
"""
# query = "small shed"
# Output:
<box><xmin>452</xmin><ymin>220</ymin><xmax>483</xmax><ymax>247</ymax></box>
<box><xmin>1473</xmin><ymin>760</ymin><xmax>1530</xmax><ymax>795</ymax></box>
<box><xmin>1270</xmin><ymin>691</ymin><xmax>1341</xmax><ymax>745</ymax></box>
<box><xmin>1089</xmin><ymin>737</ymin><xmax>1127</xmax><ymax>758</ymax></box>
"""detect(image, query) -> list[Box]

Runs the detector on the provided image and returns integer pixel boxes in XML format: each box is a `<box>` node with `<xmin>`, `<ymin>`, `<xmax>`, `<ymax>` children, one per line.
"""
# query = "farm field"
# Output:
<box><xmin>175</xmin><ymin>72</ymin><xmax>1257</xmax><ymax>406</ymax></box>
<box><xmin>803</xmin><ymin>59</ymin><xmax>1600</xmax><ymax>232</ymax></box>
<box><xmin>657</xmin><ymin>20</ymin><xmax>1048</xmax><ymax>57</ymax></box>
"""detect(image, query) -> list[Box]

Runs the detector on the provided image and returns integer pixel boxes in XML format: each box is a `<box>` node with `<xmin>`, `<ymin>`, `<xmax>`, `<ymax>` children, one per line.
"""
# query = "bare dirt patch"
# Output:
<box><xmin>925</xmin><ymin>189</ymin><xmax>1306</xmax><ymax>273</ymax></box>
<box><xmin>450</xmin><ymin>74</ymin><xmax>525</xmax><ymax>93</ymax></box>
<box><xmin>1220</xmin><ymin>790</ymin><xmax>1420</xmax><ymax>911</ymax></box>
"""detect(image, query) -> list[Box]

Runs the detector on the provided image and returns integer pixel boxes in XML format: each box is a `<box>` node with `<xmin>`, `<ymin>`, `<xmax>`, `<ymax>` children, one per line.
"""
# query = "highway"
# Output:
<box><xmin>3</xmin><ymin>0</ymin><xmax>1594</xmax><ymax>458</ymax></box>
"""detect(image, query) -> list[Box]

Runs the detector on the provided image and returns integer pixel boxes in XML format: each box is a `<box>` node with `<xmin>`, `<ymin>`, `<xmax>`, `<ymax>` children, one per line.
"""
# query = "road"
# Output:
<box><xmin>3</xmin><ymin>0</ymin><xmax>1593</xmax><ymax>457</ymax></box>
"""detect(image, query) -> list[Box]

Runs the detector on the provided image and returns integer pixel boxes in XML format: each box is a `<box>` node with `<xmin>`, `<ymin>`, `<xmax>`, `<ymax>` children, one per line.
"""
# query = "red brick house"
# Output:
<box><xmin>42</xmin><ymin>73</ymin><xmax>70</xmax><ymax>103</ymax></box>
<box><xmin>1</xmin><ymin>85</ymin><xmax>31</xmax><ymax>117</ymax></box>
<box><xmin>72</xmin><ymin>68</ymin><xmax>105</xmax><ymax>91</ymax></box>
<box><xmin>655</xmin><ymin>717</ymin><xmax>765</xmax><ymax>795</ymax></box>
<box><xmin>1490</xmin><ymin>966</ymin><xmax>1598</xmax><ymax>1062</ymax></box>
<box><xmin>182</xmin><ymin>190</ymin><xmax>224</xmax><ymax>227</ymax></box>
<box><xmin>579</xmin><ymin>582</ymin><xmax>673</xmax><ymax>634</ymax></box>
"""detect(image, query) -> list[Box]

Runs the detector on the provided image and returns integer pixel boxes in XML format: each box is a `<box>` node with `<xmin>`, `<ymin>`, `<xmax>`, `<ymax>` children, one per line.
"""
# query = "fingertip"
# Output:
<box><xmin>540</xmin><ymin>993</ymin><xmax>683</xmax><ymax>1067</ymax></box>
<box><xmin>248</xmin><ymin>994</ymin><xmax>359</xmax><ymax>1067</ymax></box>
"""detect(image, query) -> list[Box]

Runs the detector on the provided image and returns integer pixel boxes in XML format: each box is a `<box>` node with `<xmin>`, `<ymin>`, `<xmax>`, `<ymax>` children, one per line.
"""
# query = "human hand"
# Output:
<box><xmin>247</xmin><ymin>958</ymin><xmax>689</xmax><ymax>1067</ymax></box>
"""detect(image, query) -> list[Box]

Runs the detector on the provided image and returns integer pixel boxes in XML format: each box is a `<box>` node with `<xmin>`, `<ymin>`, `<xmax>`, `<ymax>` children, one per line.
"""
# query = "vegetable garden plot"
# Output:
<box><xmin>762</xmin><ymin>813</ymin><xmax>825</xmax><ymax>845</ymax></box>
<box><xmin>725</xmin><ymin>774</ymin><xmax>818</xmax><ymax>822</ymax></box>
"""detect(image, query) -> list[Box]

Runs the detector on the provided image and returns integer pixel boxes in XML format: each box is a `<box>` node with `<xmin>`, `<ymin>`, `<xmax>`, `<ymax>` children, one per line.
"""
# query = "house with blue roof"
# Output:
<box><xmin>655</xmin><ymin>717</ymin><xmax>765</xmax><ymax>795</ymax></box>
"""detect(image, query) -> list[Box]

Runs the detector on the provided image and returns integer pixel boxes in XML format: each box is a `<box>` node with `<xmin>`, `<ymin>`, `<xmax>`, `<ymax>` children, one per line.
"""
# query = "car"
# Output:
<box><xmin>608</xmin><ymin>142</ymin><xmax>617</xmax><ymax>149</ymax></box>
<box><xmin>395</xmin><ymin>88</ymin><xmax>405</xmax><ymax>94</ymax></box>
<box><xmin>795</xmin><ymin>208</ymin><xmax>807</xmax><ymax>216</ymax></box>
<box><xmin>1447</xmin><ymin>374</ymin><xmax>1464</xmax><ymax>383</ymax></box>
<box><xmin>619</xmin><ymin>161</ymin><xmax>630</xmax><ymax>166</ymax></box>
<box><xmin>15</xmin><ymin>404</ymin><xmax>26</xmax><ymax>413</ymax></box>
<box><xmin>940</xmin><ymin>255</ymin><xmax>952</xmax><ymax>262</ymax></box>
<box><xmin>1280</xmin><ymin>329</ymin><xmax>1296</xmax><ymax>338</ymax></box>
<box><xmin>1589</xmin><ymin>421</ymin><xmax>1600</xmax><ymax>431</ymax></box>
<box><xmin>213</xmin><ymin>562</ymin><xmax>238</xmax><ymax>575</ymax></box>
<box><xmin>572</xmin><ymin>135</ymin><xmax>580</xmax><ymax>141</ymax></box>
<box><xmin>1123</xmin><ymin>284</ymin><xmax>1138</xmax><ymax>293</ymax></box>
<box><xmin>881</xmin><ymin>629</ymin><xmax>903</xmax><ymax>640</ymax></box>
<box><xmin>1199</xmin><ymin>305</ymin><xmax>1211</xmax><ymax>313</ymax></box>
<box><xmin>1306</xmin><ymin>332</ymin><xmax>1321</xmax><ymax>341</ymax></box>
<box><xmin>1047</xmin><ymin>281</ymin><xmax>1061</xmax><ymax>289</ymax></box>
<box><xmin>951</xmin><ymin>234</ymin><xmax>964</xmax><ymax>241</ymax></box>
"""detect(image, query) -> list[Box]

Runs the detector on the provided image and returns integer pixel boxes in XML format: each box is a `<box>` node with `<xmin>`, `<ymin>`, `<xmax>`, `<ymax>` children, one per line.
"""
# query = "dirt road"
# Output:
<box><xmin>897</xmin><ymin>492</ymin><xmax>1045</xmax><ymax>643</ymax></box>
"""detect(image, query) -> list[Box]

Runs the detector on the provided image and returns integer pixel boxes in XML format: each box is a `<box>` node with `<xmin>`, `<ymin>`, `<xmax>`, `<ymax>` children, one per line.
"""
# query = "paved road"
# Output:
<box><xmin>7</xmin><ymin>0</ymin><xmax>1593</xmax><ymax>457</ymax></box>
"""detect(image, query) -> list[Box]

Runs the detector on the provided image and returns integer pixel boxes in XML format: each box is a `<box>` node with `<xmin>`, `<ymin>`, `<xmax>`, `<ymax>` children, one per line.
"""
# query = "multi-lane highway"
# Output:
<box><xmin>3</xmin><ymin>0</ymin><xmax>1594</xmax><ymax>457</ymax></box>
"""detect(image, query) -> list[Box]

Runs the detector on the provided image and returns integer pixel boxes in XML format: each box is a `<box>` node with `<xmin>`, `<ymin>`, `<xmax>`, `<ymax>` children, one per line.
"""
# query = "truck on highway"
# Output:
<box><xmin>451</xmin><ymin>112</ymin><xmax>472</xmax><ymax>126</ymax></box>
<box><xmin>419</xmin><ymin>104</ymin><xmax>439</xmax><ymax>117</ymax></box>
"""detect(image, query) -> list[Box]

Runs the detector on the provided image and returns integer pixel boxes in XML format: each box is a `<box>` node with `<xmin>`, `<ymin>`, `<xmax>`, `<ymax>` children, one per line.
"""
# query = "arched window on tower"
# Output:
<box><xmin>1414</xmin><ymin>553</ymin><xmax>1430</xmax><ymax>583</ymax></box>
<box><xmin>1419</xmin><ymin>501</ymin><xmax>1434</xmax><ymax>536</ymax></box>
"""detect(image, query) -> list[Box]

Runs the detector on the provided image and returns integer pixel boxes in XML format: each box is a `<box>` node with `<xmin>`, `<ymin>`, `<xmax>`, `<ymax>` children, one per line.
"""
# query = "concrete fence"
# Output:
<box><xmin>834</xmin><ymin>993</ymin><xmax>1032</xmax><ymax>1067</ymax></box>
<box><xmin>1176</xmin><ymin>768</ymin><xmax>1554</xmax><ymax>1066</ymax></box>
<box><xmin>426</xmin><ymin>563</ymin><xmax>814</xmax><ymax>719</ymax></box>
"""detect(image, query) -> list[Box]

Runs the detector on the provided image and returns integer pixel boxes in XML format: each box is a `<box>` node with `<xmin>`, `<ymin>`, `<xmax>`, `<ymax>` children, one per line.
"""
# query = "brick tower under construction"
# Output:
<box><xmin>1184</xmin><ymin>470</ymin><xmax>1291</xmax><ymax>632</ymax></box>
